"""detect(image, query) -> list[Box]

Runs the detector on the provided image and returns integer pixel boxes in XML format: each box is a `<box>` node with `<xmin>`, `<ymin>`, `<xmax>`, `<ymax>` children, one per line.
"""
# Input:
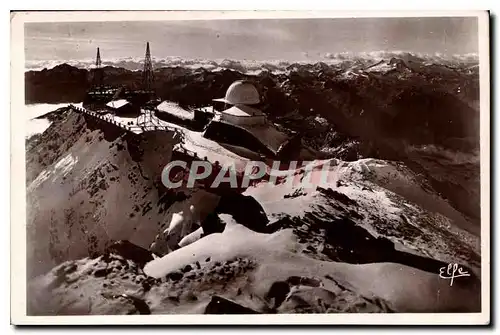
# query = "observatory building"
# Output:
<box><xmin>203</xmin><ymin>80</ymin><xmax>293</xmax><ymax>158</ymax></box>
<box><xmin>212</xmin><ymin>81</ymin><xmax>266</xmax><ymax>126</ymax></box>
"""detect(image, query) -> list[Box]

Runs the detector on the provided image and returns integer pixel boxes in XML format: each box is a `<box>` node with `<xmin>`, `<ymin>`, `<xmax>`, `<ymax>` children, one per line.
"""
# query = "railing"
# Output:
<box><xmin>68</xmin><ymin>104</ymin><xmax>247</xmax><ymax>180</ymax></box>
<box><xmin>68</xmin><ymin>104</ymin><xmax>201</xmax><ymax>159</ymax></box>
<box><xmin>69</xmin><ymin>104</ymin><xmax>180</xmax><ymax>134</ymax></box>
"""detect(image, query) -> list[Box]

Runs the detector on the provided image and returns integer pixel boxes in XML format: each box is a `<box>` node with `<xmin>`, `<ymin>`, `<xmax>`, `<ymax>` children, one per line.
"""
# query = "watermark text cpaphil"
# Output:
<box><xmin>161</xmin><ymin>159</ymin><xmax>337</xmax><ymax>190</ymax></box>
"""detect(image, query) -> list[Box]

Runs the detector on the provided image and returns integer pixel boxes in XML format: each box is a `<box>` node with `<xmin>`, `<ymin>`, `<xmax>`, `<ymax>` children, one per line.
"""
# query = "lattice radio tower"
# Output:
<box><xmin>91</xmin><ymin>47</ymin><xmax>104</xmax><ymax>90</ymax></box>
<box><xmin>142</xmin><ymin>42</ymin><xmax>154</xmax><ymax>92</ymax></box>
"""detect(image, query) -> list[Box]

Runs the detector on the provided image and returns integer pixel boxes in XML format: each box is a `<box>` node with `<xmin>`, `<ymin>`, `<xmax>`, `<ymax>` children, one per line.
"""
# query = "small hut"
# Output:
<box><xmin>106</xmin><ymin>99</ymin><xmax>140</xmax><ymax>116</ymax></box>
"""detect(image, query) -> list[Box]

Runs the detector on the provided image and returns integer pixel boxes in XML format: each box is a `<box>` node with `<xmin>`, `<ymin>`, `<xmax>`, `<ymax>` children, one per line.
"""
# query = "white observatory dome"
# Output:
<box><xmin>213</xmin><ymin>80</ymin><xmax>260</xmax><ymax>105</ymax></box>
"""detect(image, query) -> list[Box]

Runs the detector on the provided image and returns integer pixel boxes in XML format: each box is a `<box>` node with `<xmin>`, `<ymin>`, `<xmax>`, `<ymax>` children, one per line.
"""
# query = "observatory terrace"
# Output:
<box><xmin>68</xmin><ymin>104</ymin><xmax>253</xmax><ymax>173</ymax></box>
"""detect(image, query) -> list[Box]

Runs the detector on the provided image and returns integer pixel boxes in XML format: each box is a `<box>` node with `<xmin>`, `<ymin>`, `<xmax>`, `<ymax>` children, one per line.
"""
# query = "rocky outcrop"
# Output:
<box><xmin>204</xmin><ymin>296</ymin><xmax>260</xmax><ymax>314</ymax></box>
<box><xmin>105</xmin><ymin>240</ymin><xmax>155</xmax><ymax>267</ymax></box>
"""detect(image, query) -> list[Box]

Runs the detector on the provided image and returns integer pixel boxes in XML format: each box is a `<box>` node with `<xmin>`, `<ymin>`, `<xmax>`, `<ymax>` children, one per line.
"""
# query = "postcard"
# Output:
<box><xmin>11</xmin><ymin>10</ymin><xmax>490</xmax><ymax>325</ymax></box>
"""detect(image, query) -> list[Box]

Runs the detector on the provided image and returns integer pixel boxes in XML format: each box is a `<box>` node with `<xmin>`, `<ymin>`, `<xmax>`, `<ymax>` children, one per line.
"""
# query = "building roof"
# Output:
<box><xmin>157</xmin><ymin>101</ymin><xmax>194</xmax><ymax>120</ymax></box>
<box><xmin>106</xmin><ymin>99</ymin><xmax>130</xmax><ymax>109</ymax></box>
<box><xmin>238</xmin><ymin>123</ymin><xmax>291</xmax><ymax>154</ymax></box>
<box><xmin>221</xmin><ymin>104</ymin><xmax>264</xmax><ymax>117</ymax></box>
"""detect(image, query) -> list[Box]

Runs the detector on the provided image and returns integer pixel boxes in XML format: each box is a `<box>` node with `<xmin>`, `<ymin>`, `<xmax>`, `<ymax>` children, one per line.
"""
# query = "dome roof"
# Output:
<box><xmin>213</xmin><ymin>80</ymin><xmax>260</xmax><ymax>105</ymax></box>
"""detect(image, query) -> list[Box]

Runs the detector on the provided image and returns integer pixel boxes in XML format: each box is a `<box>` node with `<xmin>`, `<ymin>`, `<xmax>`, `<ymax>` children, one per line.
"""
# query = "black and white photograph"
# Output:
<box><xmin>10</xmin><ymin>10</ymin><xmax>490</xmax><ymax>324</ymax></box>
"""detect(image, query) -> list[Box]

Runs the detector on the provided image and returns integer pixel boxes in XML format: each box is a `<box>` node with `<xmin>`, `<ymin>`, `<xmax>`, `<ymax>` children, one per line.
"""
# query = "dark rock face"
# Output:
<box><xmin>182</xmin><ymin>264</ymin><xmax>193</xmax><ymax>273</ymax></box>
<box><xmin>265</xmin><ymin>275</ymin><xmax>396</xmax><ymax>313</ymax></box>
<box><xmin>167</xmin><ymin>271</ymin><xmax>184</xmax><ymax>281</ymax></box>
<box><xmin>117</xmin><ymin>294</ymin><xmax>151</xmax><ymax>315</ymax></box>
<box><xmin>204</xmin><ymin>295</ymin><xmax>260</xmax><ymax>314</ymax></box>
<box><xmin>93</xmin><ymin>268</ymin><xmax>110</xmax><ymax>277</ymax></box>
<box><xmin>317</xmin><ymin>187</ymin><xmax>357</xmax><ymax>206</ymax></box>
<box><xmin>215</xmin><ymin>194</ymin><xmax>269</xmax><ymax>233</ymax></box>
<box><xmin>267</xmin><ymin>281</ymin><xmax>291</xmax><ymax>308</ymax></box>
<box><xmin>386</xmin><ymin>88</ymin><xmax>479</xmax><ymax>145</ymax></box>
<box><xmin>201</xmin><ymin>212</ymin><xmax>226</xmax><ymax>236</ymax></box>
<box><xmin>105</xmin><ymin>240</ymin><xmax>154</xmax><ymax>267</ymax></box>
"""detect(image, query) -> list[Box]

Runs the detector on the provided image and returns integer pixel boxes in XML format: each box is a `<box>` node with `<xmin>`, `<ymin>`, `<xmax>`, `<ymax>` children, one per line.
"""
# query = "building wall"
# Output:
<box><xmin>203</xmin><ymin>121</ymin><xmax>275</xmax><ymax>157</ymax></box>
<box><xmin>219</xmin><ymin>113</ymin><xmax>266</xmax><ymax>126</ymax></box>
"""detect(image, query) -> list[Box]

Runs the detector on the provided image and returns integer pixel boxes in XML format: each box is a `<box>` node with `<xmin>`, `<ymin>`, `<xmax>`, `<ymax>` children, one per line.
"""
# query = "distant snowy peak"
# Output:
<box><xmin>351</xmin><ymin>53</ymin><xmax>478</xmax><ymax>77</ymax></box>
<box><xmin>323</xmin><ymin>50</ymin><xmax>478</xmax><ymax>65</ymax></box>
<box><xmin>25</xmin><ymin>51</ymin><xmax>479</xmax><ymax>75</ymax></box>
<box><xmin>362</xmin><ymin>57</ymin><xmax>412</xmax><ymax>74</ymax></box>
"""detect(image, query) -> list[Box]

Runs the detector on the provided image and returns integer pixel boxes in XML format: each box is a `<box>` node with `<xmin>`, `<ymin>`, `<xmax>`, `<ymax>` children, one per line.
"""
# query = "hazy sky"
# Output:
<box><xmin>25</xmin><ymin>17</ymin><xmax>479</xmax><ymax>62</ymax></box>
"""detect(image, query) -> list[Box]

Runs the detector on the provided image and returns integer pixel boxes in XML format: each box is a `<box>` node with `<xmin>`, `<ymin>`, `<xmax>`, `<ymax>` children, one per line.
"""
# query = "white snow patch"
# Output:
<box><xmin>314</xmin><ymin>116</ymin><xmax>328</xmax><ymax>126</ymax></box>
<box><xmin>157</xmin><ymin>101</ymin><xmax>194</xmax><ymax>120</ymax></box>
<box><xmin>144</xmin><ymin>222</ymin><xmax>298</xmax><ymax>279</ymax></box>
<box><xmin>150</xmin><ymin>190</ymin><xmax>220</xmax><ymax>255</ymax></box>
<box><xmin>29</xmin><ymin>153</ymin><xmax>78</xmax><ymax>191</ymax></box>
<box><xmin>106</xmin><ymin>99</ymin><xmax>129</xmax><ymax>109</ymax></box>
<box><xmin>53</xmin><ymin>153</ymin><xmax>78</xmax><ymax>179</ymax></box>
<box><xmin>28</xmin><ymin>169</ymin><xmax>52</xmax><ymax>192</ymax></box>
<box><xmin>365</xmin><ymin>62</ymin><xmax>395</xmax><ymax>73</ymax></box>
<box><xmin>143</xmin><ymin>221</ymin><xmax>479</xmax><ymax>312</ymax></box>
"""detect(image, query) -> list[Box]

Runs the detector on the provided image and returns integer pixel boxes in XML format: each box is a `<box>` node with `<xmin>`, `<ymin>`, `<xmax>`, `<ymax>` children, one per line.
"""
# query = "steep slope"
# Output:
<box><xmin>26</xmin><ymin>110</ymin><xmax>185</xmax><ymax>278</ymax></box>
<box><xmin>26</xmin><ymin>111</ymin><xmax>481</xmax><ymax>314</ymax></box>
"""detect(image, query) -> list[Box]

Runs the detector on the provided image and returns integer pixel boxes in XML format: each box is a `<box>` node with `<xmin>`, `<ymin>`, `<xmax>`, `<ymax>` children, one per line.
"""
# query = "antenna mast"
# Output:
<box><xmin>142</xmin><ymin>42</ymin><xmax>154</xmax><ymax>92</ymax></box>
<box><xmin>92</xmin><ymin>47</ymin><xmax>104</xmax><ymax>90</ymax></box>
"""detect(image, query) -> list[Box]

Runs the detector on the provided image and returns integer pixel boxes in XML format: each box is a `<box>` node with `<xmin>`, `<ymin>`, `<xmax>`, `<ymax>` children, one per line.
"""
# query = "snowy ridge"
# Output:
<box><xmin>243</xmin><ymin>158</ymin><xmax>480</xmax><ymax>269</ymax></box>
<box><xmin>25</xmin><ymin>51</ymin><xmax>479</xmax><ymax>73</ymax></box>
